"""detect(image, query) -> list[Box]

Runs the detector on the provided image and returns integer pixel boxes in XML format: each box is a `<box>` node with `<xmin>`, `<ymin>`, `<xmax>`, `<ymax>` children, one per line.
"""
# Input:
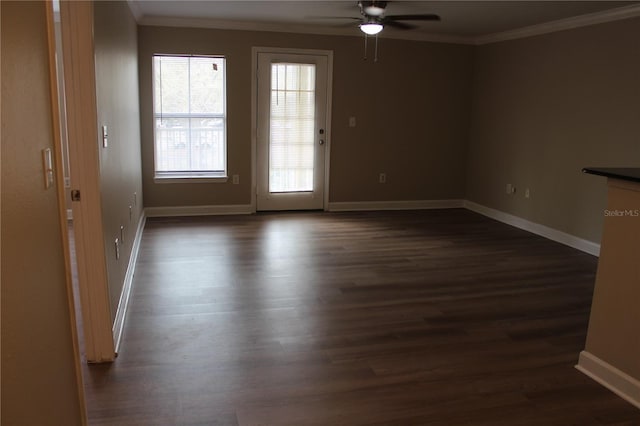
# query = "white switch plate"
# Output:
<box><xmin>42</xmin><ymin>148</ymin><xmax>54</xmax><ymax>189</ymax></box>
<box><xmin>102</xmin><ymin>125</ymin><xmax>108</xmax><ymax>148</ymax></box>
<box><xmin>349</xmin><ymin>117</ymin><xmax>356</xmax><ymax>127</ymax></box>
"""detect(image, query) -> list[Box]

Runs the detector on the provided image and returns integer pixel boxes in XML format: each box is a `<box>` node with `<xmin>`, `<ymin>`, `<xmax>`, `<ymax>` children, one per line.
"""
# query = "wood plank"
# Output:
<box><xmin>84</xmin><ymin>209</ymin><xmax>640</xmax><ymax>425</ymax></box>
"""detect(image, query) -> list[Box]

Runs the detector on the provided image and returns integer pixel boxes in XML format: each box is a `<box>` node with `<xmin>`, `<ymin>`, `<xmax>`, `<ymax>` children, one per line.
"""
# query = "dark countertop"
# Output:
<box><xmin>582</xmin><ymin>167</ymin><xmax>640</xmax><ymax>183</ymax></box>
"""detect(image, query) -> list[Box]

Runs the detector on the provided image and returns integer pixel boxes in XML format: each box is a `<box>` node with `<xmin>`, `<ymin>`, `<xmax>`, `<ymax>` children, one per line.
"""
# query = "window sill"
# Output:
<box><xmin>154</xmin><ymin>174</ymin><xmax>228</xmax><ymax>184</ymax></box>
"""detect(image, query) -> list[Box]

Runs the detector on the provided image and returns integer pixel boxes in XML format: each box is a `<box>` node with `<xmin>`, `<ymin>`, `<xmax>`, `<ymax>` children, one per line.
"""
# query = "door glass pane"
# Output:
<box><xmin>269</xmin><ymin>63</ymin><xmax>316</xmax><ymax>193</ymax></box>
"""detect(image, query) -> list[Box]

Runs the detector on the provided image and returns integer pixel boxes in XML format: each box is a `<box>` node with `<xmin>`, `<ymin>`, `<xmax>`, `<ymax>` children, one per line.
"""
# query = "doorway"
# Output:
<box><xmin>254</xmin><ymin>48</ymin><xmax>333</xmax><ymax>211</ymax></box>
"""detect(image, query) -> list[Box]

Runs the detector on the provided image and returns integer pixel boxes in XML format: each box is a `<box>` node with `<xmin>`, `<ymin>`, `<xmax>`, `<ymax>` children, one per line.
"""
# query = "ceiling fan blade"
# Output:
<box><xmin>308</xmin><ymin>16</ymin><xmax>362</xmax><ymax>21</ymax></box>
<box><xmin>385</xmin><ymin>14</ymin><xmax>441</xmax><ymax>21</ymax></box>
<box><xmin>383</xmin><ymin>20</ymin><xmax>415</xmax><ymax>30</ymax></box>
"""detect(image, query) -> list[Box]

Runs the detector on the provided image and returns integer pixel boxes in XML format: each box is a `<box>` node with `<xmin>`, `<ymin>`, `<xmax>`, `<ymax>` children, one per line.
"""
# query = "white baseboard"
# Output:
<box><xmin>142</xmin><ymin>200</ymin><xmax>599</xmax><ymax>257</ymax></box>
<box><xmin>145</xmin><ymin>204</ymin><xmax>253</xmax><ymax>217</ymax></box>
<box><xmin>112</xmin><ymin>211</ymin><xmax>146</xmax><ymax>354</ymax></box>
<box><xmin>328</xmin><ymin>199</ymin><xmax>464</xmax><ymax>212</ymax></box>
<box><xmin>464</xmin><ymin>201</ymin><xmax>600</xmax><ymax>256</ymax></box>
<box><xmin>576</xmin><ymin>351</ymin><xmax>640</xmax><ymax>409</ymax></box>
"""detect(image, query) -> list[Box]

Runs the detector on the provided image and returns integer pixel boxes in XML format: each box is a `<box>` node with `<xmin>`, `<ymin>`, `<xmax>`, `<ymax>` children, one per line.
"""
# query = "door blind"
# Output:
<box><xmin>269</xmin><ymin>63</ymin><xmax>316</xmax><ymax>193</ymax></box>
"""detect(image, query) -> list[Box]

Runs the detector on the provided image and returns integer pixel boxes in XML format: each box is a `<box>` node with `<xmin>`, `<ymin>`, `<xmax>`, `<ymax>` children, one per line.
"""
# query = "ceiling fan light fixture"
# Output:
<box><xmin>360</xmin><ymin>22</ymin><xmax>383</xmax><ymax>35</ymax></box>
<box><xmin>364</xmin><ymin>5</ymin><xmax>385</xmax><ymax>16</ymax></box>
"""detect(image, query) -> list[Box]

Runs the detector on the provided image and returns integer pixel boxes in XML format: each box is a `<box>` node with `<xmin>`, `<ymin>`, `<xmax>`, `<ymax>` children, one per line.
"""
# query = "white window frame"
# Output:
<box><xmin>152</xmin><ymin>54</ymin><xmax>228</xmax><ymax>183</ymax></box>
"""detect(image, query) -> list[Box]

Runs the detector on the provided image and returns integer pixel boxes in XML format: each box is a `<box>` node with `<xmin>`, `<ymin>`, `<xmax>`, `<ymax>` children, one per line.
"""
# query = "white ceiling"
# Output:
<box><xmin>130</xmin><ymin>1</ymin><xmax>640</xmax><ymax>44</ymax></box>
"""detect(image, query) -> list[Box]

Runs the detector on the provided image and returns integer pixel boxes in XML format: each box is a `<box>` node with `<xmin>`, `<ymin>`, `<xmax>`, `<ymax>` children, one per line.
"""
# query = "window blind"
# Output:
<box><xmin>153</xmin><ymin>55</ymin><xmax>226</xmax><ymax>176</ymax></box>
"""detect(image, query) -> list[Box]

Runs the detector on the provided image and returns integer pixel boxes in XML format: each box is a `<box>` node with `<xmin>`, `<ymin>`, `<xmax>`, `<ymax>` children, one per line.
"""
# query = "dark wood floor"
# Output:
<box><xmin>84</xmin><ymin>209</ymin><xmax>640</xmax><ymax>425</ymax></box>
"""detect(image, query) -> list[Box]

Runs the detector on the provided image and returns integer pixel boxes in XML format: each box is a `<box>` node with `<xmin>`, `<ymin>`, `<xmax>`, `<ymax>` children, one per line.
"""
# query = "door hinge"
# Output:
<box><xmin>71</xmin><ymin>189</ymin><xmax>81</xmax><ymax>201</ymax></box>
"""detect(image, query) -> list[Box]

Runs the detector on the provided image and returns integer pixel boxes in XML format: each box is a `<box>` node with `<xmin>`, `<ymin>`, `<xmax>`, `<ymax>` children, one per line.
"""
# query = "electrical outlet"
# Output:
<box><xmin>506</xmin><ymin>184</ymin><xmax>516</xmax><ymax>195</ymax></box>
<box><xmin>379</xmin><ymin>173</ymin><xmax>386</xmax><ymax>184</ymax></box>
<box><xmin>232</xmin><ymin>174</ymin><xmax>239</xmax><ymax>185</ymax></box>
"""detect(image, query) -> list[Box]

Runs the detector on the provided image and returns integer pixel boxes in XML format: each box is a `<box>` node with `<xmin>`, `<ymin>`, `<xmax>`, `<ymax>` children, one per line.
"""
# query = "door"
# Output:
<box><xmin>256</xmin><ymin>51</ymin><xmax>331</xmax><ymax>211</ymax></box>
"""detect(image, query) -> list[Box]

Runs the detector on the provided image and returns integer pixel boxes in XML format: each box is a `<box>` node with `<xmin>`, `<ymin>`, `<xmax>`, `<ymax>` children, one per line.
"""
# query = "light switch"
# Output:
<box><xmin>42</xmin><ymin>148</ymin><xmax>54</xmax><ymax>189</ymax></box>
<box><xmin>102</xmin><ymin>125</ymin><xmax>108</xmax><ymax>148</ymax></box>
<box><xmin>349</xmin><ymin>116</ymin><xmax>356</xmax><ymax>127</ymax></box>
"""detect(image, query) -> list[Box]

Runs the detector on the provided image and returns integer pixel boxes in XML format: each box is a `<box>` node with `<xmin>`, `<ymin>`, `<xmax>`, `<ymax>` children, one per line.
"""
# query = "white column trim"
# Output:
<box><xmin>576</xmin><ymin>351</ymin><xmax>640</xmax><ymax>409</ymax></box>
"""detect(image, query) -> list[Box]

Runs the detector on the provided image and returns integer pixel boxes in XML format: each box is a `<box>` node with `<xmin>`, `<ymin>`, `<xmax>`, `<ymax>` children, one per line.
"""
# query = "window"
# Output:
<box><xmin>153</xmin><ymin>55</ymin><xmax>226</xmax><ymax>180</ymax></box>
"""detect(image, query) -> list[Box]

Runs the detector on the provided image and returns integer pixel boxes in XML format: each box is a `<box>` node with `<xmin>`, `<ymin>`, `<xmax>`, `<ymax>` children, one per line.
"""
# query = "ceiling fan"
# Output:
<box><xmin>355</xmin><ymin>1</ymin><xmax>440</xmax><ymax>35</ymax></box>
<box><xmin>312</xmin><ymin>1</ymin><xmax>441</xmax><ymax>61</ymax></box>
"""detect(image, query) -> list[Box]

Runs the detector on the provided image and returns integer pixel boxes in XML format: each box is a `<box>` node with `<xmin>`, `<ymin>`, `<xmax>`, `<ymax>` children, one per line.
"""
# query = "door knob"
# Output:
<box><xmin>319</xmin><ymin>139</ymin><xmax>325</xmax><ymax>145</ymax></box>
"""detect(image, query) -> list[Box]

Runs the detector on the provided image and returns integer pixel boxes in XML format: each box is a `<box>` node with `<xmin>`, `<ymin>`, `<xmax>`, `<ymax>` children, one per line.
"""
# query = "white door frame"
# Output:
<box><xmin>59</xmin><ymin>0</ymin><xmax>115</xmax><ymax>363</ymax></box>
<box><xmin>251</xmin><ymin>47</ymin><xmax>333</xmax><ymax>213</ymax></box>
<box><xmin>45</xmin><ymin>2</ymin><xmax>88</xmax><ymax>420</ymax></box>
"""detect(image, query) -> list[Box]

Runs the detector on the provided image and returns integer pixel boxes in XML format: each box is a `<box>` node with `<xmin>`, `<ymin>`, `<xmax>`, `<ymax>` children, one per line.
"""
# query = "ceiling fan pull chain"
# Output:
<box><xmin>374</xmin><ymin>33</ymin><xmax>379</xmax><ymax>62</ymax></box>
<box><xmin>363</xmin><ymin>33</ymin><xmax>368</xmax><ymax>61</ymax></box>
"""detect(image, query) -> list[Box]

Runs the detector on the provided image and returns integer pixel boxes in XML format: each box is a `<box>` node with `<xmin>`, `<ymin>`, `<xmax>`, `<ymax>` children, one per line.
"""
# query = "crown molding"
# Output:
<box><xmin>138</xmin><ymin>15</ymin><xmax>474</xmax><ymax>45</ymax></box>
<box><xmin>475</xmin><ymin>4</ymin><xmax>640</xmax><ymax>45</ymax></box>
<box><xmin>126</xmin><ymin>0</ymin><xmax>143</xmax><ymax>22</ymax></box>
<box><xmin>134</xmin><ymin>4</ymin><xmax>640</xmax><ymax>47</ymax></box>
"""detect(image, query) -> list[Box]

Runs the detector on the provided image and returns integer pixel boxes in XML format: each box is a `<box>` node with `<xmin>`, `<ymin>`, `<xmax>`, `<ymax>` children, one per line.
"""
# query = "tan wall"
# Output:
<box><xmin>138</xmin><ymin>26</ymin><xmax>474</xmax><ymax>207</ymax></box>
<box><xmin>466</xmin><ymin>18</ymin><xmax>640</xmax><ymax>243</ymax></box>
<box><xmin>94</xmin><ymin>1</ymin><xmax>144</xmax><ymax>321</ymax></box>
<box><xmin>584</xmin><ymin>179</ymin><xmax>640</xmax><ymax>380</ymax></box>
<box><xmin>0</xmin><ymin>2</ymin><xmax>84</xmax><ymax>424</ymax></box>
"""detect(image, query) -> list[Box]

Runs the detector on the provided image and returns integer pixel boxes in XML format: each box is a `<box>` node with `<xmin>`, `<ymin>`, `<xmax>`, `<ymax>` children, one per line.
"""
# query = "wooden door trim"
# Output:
<box><xmin>45</xmin><ymin>1</ymin><xmax>88</xmax><ymax>422</ymax></box>
<box><xmin>250</xmin><ymin>46</ymin><xmax>334</xmax><ymax>213</ymax></box>
<box><xmin>60</xmin><ymin>0</ymin><xmax>115</xmax><ymax>362</ymax></box>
